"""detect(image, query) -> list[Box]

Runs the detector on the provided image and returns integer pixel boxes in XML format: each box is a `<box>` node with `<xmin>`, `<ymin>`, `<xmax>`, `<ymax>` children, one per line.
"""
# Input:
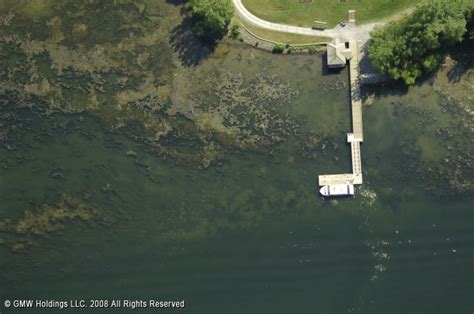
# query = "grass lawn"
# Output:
<box><xmin>241</xmin><ymin>0</ymin><xmax>417</xmax><ymax>27</ymax></box>
<box><xmin>240</xmin><ymin>19</ymin><xmax>331</xmax><ymax>44</ymax></box>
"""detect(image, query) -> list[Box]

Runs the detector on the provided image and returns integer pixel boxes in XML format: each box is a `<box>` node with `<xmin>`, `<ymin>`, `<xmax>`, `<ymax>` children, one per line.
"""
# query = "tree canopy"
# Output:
<box><xmin>466</xmin><ymin>3</ymin><xmax>474</xmax><ymax>39</ymax></box>
<box><xmin>188</xmin><ymin>0</ymin><xmax>234</xmax><ymax>44</ymax></box>
<box><xmin>368</xmin><ymin>1</ymin><xmax>472</xmax><ymax>85</ymax></box>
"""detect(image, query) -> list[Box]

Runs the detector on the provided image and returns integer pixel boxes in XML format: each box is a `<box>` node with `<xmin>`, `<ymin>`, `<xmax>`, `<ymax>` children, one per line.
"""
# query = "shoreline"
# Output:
<box><xmin>238</xmin><ymin>22</ymin><xmax>329</xmax><ymax>54</ymax></box>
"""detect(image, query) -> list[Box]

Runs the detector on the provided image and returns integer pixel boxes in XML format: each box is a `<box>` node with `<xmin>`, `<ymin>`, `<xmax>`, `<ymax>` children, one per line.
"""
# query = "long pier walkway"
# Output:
<box><xmin>318</xmin><ymin>40</ymin><xmax>364</xmax><ymax>188</ymax></box>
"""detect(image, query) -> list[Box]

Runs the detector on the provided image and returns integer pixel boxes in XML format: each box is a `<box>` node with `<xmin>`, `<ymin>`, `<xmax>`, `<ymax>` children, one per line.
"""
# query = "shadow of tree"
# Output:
<box><xmin>168</xmin><ymin>7</ymin><xmax>215</xmax><ymax>67</ymax></box>
<box><xmin>166</xmin><ymin>0</ymin><xmax>186</xmax><ymax>5</ymax></box>
<box><xmin>361</xmin><ymin>81</ymin><xmax>409</xmax><ymax>102</ymax></box>
<box><xmin>447</xmin><ymin>39</ymin><xmax>474</xmax><ymax>83</ymax></box>
<box><xmin>359</xmin><ymin>41</ymin><xmax>377</xmax><ymax>76</ymax></box>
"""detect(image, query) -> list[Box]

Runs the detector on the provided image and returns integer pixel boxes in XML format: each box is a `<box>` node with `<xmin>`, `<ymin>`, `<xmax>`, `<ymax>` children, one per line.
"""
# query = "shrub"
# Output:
<box><xmin>272</xmin><ymin>43</ymin><xmax>285</xmax><ymax>53</ymax></box>
<box><xmin>229</xmin><ymin>24</ymin><xmax>240</xmax><ymax>39</ymax></box>
<box><xmin>308</xmin><ymin>46</ymin><xmax>317</xmax><ymax>54</ymax></box>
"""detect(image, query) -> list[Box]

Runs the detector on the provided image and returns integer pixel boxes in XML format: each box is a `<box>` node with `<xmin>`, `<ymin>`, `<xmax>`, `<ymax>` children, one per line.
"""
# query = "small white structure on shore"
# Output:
<box><xmin>327</xmin><ymin>38</ymin><xmax>352</xmax><ymax>68</ymax></box>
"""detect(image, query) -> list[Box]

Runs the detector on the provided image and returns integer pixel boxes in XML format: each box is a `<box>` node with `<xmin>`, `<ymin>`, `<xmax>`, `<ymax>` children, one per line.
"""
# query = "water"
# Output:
<box><xmin>0</xmin><ymin>1</ymin><xmax>473</xmax><ymax>313</ymax></box>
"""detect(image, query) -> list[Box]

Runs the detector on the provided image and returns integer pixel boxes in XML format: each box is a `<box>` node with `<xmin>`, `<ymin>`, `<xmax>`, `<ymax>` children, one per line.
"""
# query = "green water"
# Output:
<box><xmin>1</xmin><ymin>1</ymin><xmax>473</xmax><ymax>313</ymax></box>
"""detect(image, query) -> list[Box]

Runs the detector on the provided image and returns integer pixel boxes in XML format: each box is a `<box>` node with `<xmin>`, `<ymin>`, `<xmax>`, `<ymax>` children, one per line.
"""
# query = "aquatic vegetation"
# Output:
<box><xmin>0</xmin><ymin>194</ymin><xmax>101</xmax><ymax>251</ymax></box>
<box><xmin>363</xmin><ymin>58</ymin><xmax>473</xmax><ymax>197</ymax></box>
<box><xmin>422</xmin><ymin>65</ymin><xmax>474</xmax><ymax>195</ymax></box>
<box><xmin>0</xmin><ymin>0</ymin><xmax>471</xmax><ymax>259</ymax></box>
<box><xmin>0</xmin><ymin>0</ymin><xmax>304</xmax><ymax>169</ymax></box>
<box><xmin>433</xmin><ymin>59</ymin><xmax>474</xmax><ymax>130</ymax></box>
<box><xmin>300</xmin><ymin>131</ymin><xmax>321</xmax><ymax>159</ymax></box>
<box><xmin>160</xmin><ymin>65</ymin><xmax>301</xmax><ymax>166</ymax></box>
<box><xmin>0</xmin><ymin>194</ymin><xmax>99</xmax><ymax>236</ymax></box>
<box><xmin>1</xmin><ymin>2</ymin><xmax>176</xmax><ymax>123</ymax></box>
<box><xmin>180</xmin><ymin>71</ymin><xmax>298</xmax><ymax>147</ymax></box>
<box><xmin>0</xmin><ymin>239</ymin><xmax>32</xmax><ymax>253</ymax></box>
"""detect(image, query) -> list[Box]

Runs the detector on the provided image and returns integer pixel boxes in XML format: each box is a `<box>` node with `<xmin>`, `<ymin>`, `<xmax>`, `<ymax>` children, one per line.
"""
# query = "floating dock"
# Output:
<box><xmin>318</xmin><ymin>40</ymin><xmax>364</xmax><ymax>194</ymax></box>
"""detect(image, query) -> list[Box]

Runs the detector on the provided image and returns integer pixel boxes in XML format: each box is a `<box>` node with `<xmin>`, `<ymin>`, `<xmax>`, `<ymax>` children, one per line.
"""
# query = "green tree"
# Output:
<box><xmin>368</xmin><ymin>0</ymin><xmax>469</xmax><ymax>85</ymax></box>
<box><xmin>465</xmin><ymin>2</ymin><xmax>474</xmax><ymax>40</ymax></box>
<box><xmin>188</xmin><ymin>0</ymin><xmax>234</xmax><ymax>44</ymax></box>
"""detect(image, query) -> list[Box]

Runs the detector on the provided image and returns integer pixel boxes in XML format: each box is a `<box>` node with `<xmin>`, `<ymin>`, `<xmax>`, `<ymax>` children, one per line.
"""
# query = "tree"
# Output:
<box><xmin>188</xmin><ymin>0</ymin><xmax>234</xmax><ymax>44</ymax></box>
<box><xmin>465</xmin><ymin>2</ymin><xmax>474</xmax><ymax>40</ymax></box>
<box><xmin>368</xmin><ymin>1</ymin><xmax>469</xmax><ymax>85</ymax></box>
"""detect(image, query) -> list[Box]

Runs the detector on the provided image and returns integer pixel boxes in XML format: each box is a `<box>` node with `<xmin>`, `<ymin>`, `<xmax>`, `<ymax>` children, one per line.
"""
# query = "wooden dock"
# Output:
<box><xmin>319</xmin><ymin>173</ymin><xmax>355</xmax><ymax>186</ymax></box>
<box><xmin>349</xmin><ymin>40</ymin><xmax>363</xmax><ymax>142</ymax></box>
<box><xmin>318</xmin><ymin>40</ymin><xmax>364</xmax><ymax>189</ymax></box>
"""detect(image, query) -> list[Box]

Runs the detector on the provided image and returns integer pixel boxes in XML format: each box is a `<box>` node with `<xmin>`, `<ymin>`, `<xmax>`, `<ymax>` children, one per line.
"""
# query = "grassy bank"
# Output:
<box><xmin>241</xmin><ymin>0</ymin><xmax>416</xmax><ymax>27</ymax></box>
<box><xmin>240</xmin><ymin>20</ymin><xmax>330</xmax><ymax>44</ymax></box>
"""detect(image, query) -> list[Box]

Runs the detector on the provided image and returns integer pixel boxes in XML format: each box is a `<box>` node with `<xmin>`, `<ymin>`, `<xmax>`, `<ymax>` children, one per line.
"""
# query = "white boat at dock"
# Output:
<box><xmin>319</xmin><ymin>184</ymin><xmax>354</xmax><ymax>196</ymax></box>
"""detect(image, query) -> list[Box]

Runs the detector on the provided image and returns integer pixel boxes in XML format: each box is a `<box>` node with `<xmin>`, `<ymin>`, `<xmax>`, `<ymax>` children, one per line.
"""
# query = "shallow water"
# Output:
<box><xmin>0</xmin><ymin>1</ymin><xmax>473</xmax><ymax>313</ymax></box>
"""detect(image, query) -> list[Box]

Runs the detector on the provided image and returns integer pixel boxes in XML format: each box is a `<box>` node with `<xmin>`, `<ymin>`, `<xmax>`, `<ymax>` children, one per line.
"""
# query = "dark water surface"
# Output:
<box><xmin>0</xmin><ymin>1</ymin><xmax>473</xmax><ymax>313</ymax></box>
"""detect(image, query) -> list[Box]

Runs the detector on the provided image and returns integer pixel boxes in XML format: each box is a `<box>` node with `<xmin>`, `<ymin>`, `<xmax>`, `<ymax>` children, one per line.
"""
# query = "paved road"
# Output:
<box><xmin>233</xmin><ymin>0</ymin><xmax>383</xmax><ymax>43</ymax></box>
